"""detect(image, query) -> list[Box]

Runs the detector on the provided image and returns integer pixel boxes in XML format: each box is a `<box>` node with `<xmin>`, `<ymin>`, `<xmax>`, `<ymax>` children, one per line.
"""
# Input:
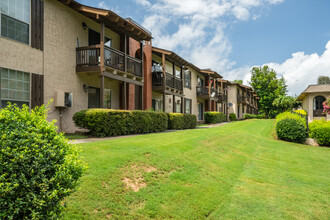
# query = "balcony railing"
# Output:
<box><xmin>76</xmin><ymin>45</ymin><xmax>100</xmax><ymax>66</ymax></box>
<box><xmin>76</xmin><ymin>45</ymin><xmax>143</xmax><ymax>77</ymax></box>
<box><xmin>313</xmin><ymin>109</ymin><xmax>326</xmax><ymax>117</ymax></box>
<box><xmin>237</xmin><ymin>94</ymin><xmax>246</xmax><ymax>103</ymax></box>
<box><xmin>197</xmin><ymin>86</ymin><xmax>209</xmax><ymax>96</ymax></box>
<box><xmin>152</xmin><ymin>72</ymin><xmax>183</xmax><ymax>91</ymax></box>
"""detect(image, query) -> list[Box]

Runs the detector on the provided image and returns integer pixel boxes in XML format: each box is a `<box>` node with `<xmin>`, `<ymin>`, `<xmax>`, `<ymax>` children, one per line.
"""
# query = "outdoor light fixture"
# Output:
<box><xmin>83</xmin><ymin>84</ymin><xmax>88</xmax><ymax>92</ymax></box>
<box><xmin>82</xmin><ymin>22</ymin><xmax>88</xmax><ymax>30</ymax></box>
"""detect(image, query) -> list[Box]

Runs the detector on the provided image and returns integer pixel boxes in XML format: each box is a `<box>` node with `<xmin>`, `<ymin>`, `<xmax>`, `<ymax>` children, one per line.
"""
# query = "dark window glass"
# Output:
<box><xmin>88</xmin><ymin>87</ymin><xmax>100</xmax><ymax>108</ymax></box>
<box><xmin>1</xmin><ymin>14</ymin><xmax>29</xmax><ymax>44</ymax></box>
<box><xmin>313</xmin><ymin>96</ymin><xmax>326</xmax><ymax>110</ymax></box>
<box><xmin>185</xmin><ymin>71</ymin><xmax>191</xmax><ymax>89</ymax></box>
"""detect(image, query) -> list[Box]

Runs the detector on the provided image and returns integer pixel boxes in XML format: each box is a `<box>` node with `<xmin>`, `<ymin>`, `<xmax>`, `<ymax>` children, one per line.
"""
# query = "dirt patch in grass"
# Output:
<box><xmin>121</xmin><ymin>164</ymin><xmax>157</xmax><ymax>192</ymax></box>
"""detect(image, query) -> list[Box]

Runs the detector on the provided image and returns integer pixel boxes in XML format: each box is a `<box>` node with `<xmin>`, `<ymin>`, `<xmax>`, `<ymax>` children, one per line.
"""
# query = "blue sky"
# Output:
<box><xmin>78</xmin><ymin>0</ymin><xmax>330</xmax><ymax>95</ymax></box>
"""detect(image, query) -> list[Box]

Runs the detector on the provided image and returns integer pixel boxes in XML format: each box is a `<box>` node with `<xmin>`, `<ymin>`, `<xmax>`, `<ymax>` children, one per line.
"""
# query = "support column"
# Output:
<box><xmin>173</xmin><ymin>95</ymin><xmax>176</xmax><ymax>113</ymax></box>
<box><xmin>124</xmin><ymin>34</ymin><xmax>127</xmax><ymax>73</ymax></box>
<box><xmin>100</xmin><ymin>21</ymin><xmax>105</xmax><ymax>108</ymax></box>
<box><xmin>140</xmin><ymin>42</ymin><xmax>144</xmax><ymax>109</ymax></box>
<box><xmin>181</xmin><ymin>97</ymin><xmax>184</xmax><ymax>114</ymax></box>
<box><xmin>163</xmin><ymin>92</ymin><xmax>166</xmax><ymax>112</ymax></box>
<box><xmin>124</xmin><ymin>82</ymin><xmax>127</xmax><ymax>110</ymax></box>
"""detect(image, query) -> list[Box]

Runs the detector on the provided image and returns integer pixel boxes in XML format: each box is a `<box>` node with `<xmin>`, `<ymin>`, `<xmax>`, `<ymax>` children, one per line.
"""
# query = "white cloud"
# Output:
<box><xmin>134</xmin><ymin>0</ymin><xmax>151</xmax><ymax>8</ymax></box>
<box><xmin>97</xmin><ymin>1</ymin><xmax>110</xmax><ymax>10</ymax></box>
<box><xmin>224</xmin><ymin>40</ymin><xmax>330</xmax><ymax>96</ymax></box>
<box><xmin>138</xmin><ymin>0</ymin><xmax>285</xmax><ymax>77</ymax></box>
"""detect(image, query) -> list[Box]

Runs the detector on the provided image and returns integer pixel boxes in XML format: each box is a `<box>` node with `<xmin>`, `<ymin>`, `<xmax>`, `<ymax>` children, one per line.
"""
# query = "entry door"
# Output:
<box><xmin>88</xmin><ymin>87</ymin><xmax>100</xmax><ymax>108</ymax></box>
<box><xmin>198</xmin><ymin>103</ymin><xmax>204</xmax><ymax>120</ymax></box>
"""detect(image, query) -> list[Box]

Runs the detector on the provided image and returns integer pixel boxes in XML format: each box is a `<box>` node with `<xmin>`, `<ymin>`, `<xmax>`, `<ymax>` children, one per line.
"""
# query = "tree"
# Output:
<box><xmin>272</xmin><ymin>95</ymin><xmax>301</xmax><ymax>113</ymax></box>
<box><xmin>234</xmin><ymin>79</ymin><xmax>243</xmax><ymax>85</ymax></box>
<box><xmin>250</xmin><ymin>65</ymin><xmax>287</xmax><ymax>118</ymax></box>
<box><xmin>318</xmin><ymin>76</ymin><xmax>330</xmax><ymax>84</ymax></box>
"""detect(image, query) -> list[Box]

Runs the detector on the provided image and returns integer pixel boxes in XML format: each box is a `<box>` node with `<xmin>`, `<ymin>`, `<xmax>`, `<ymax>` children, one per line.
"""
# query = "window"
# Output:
<box><xmin>176</xmin><ymin>100</ymin><xmax>181</xmax><ymax>113</ymax></box>
<box><xmin>185</xmin><ymin>70</ymin><xmax>191</xmax><ymax>89</ymax></box>
<box><xmin>185</xmin><ymin>98</ymin><xmax>191</xmax><ymax>114</ymax></box>
<box><xmin>1</xmin><ymin>67</ymin><xmax>30</xmax><ymax>108</ymax></box>
<box><xmin>152</xmin><ymin>99</ymin><xmax>162</xmax><ymax>111</ymax></box>
<box><xmin>88</xmin><ymin>87</ymin><xmax>100</xmax><ymax>108</ymax></box>
<box><xmin>0</xmin><ymin>0</ymin><xmax>30</xmax><ymax>44</ymax></box>
<box><xmin>313</xmin><ymin>96</ymin><xmax>326</xmax><ymax>110</ymax></box>
<box><xmin>104</xmin><ymin>89</ymin><xmax>111</xmax><ymax>109</ymax></box>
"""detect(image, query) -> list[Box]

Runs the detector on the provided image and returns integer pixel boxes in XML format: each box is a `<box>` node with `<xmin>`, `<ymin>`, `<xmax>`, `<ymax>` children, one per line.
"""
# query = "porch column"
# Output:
<box><xmin>124</xmin><ymin>82</ymin><xmax>127</xmax><ymax>110</ymax></box>
<box><xmin>173</xmin><ymin>95</ymin><xmax>176</xmax><ymax>113</ymax></box>
<box><xmin>181</xmin><ymin>97</ymin><xmax>184</xmax><ymax>113</ymax></box>
<box><xmin>124</xmin><ymin>34</ymin><xmax>127</xmax><ymax>73</ymax></box>
<box><xmin>163</xmin><ymin>92</ymin><xmax>166</xmax><ymax>112</ymax></box>
<box><xmin>140</xmin><ymin>42</ymin><xmax>144</xmax><ymax>108</ymax></box>
<box><xmin>100</xmin><ymin>21</ymin><xmax>105</xmax><ymax>108</ymax></box>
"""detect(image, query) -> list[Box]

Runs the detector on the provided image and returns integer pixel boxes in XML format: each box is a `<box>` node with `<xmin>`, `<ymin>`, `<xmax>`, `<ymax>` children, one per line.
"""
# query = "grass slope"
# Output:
<box><xmin>63</xmin><ymin>120</ymin><xmax>330</xmax><ymax>219</ymax></box>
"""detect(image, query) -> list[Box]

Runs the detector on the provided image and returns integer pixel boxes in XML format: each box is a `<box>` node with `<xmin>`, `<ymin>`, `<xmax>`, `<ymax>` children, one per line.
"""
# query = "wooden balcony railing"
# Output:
<box><xmin>313</xmin><ymin>109</ymin><xmax>325</xmax><ymax>117</ymax></box>
<box><xmin>127</xmin><ymin>56</ymin><xmax>142</xmax><ymax>77</ymax></box>
<box><xmin>152</xmin><ymin>72</ymin><xmax>182</xmax><ymax>91</ymax></box>
<box><xmin>76</xmin><ymin>45</ymin><xmax>100</xmax><ymax>66</ymax></box>
<box><xmin>76</xmin><ymin>45</ymin><xmax>143</xmax><ymax>77</ymax></box>
<box><xmin>197</xmin><ymin>86</ymin><xmax>209</xmax><ymax>96</ymax></box>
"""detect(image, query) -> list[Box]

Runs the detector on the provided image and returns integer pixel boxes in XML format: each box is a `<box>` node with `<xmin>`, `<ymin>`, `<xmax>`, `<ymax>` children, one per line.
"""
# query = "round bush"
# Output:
<box><xmin>311</xmin><ymin>126</ymin><xmax>330</xmax><ymax>146</ymax></box>
<box><xmin>276</xmin><ymin>118</ymin><xmax>307</xmax><ymax>143</ymax></box>
<box><xmin>0</xmin><ymin>104</ymin><xmax>86</xmax><ymax>219</ymax></box>
<box><xmin>229</xmin><ymin>113</ymin><xmax>237</xmax><ymax>121</ymax></box>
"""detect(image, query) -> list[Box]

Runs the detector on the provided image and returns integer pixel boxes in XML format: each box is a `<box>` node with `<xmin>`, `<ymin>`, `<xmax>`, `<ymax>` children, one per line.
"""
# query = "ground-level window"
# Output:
<box><xmin>176</xmin><ymin>99</ymin><xmax>181</xmax><ymax>113</ymax></box>
<box><xmin>0</xmin><ymin>67</ymin><xmax>30</xmax><ymax>108</ymax></box>
<box><xmin>185</xmin><ymin>98</ymin><xmax>191</xmax><ymax>114</ymax></box>
<box><xmin>104</xmin><ymin>89</ymin><xmax>111</xmax><ymax>109</ymax></box>
<box><xmin>88</xmin><ymin>86</ymin><xmax>100</xmax><ymax>108</ymax></box>
<box><xmin>152</xmin><ymin>99</ymin><xmax>162</xmax><ymax>111</ymax></box>
<box><xmin>313</xmin><ymin>96</ymin><xmax>326</xmax><ymax>110</ymax></box>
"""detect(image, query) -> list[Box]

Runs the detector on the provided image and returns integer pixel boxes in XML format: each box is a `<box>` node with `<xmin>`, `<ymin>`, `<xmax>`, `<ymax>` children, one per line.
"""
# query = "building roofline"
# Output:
<box><xmin>57</xmin><ymin>0</ymin><xmax>152</xmax><ymax>41</ymax></box>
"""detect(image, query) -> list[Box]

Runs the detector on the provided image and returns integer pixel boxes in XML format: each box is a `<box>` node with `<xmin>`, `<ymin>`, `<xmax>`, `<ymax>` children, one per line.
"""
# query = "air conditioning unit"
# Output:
<box><xmin>55</xmin><ymin>91</ymin><xmax>73</xmax><ymax>107</ymax></box>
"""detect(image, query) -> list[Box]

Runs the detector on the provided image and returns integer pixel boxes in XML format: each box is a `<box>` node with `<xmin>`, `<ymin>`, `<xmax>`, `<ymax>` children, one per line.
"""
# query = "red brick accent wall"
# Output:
<box><xmin>129</xmin><ymin>38</ymin><xmax>152</xmax><ymax>110</ymax></box>
<box><xmin>127</xmin><ymin>83</ymin><xmax>135</xmax><ymax>110</ymax></box>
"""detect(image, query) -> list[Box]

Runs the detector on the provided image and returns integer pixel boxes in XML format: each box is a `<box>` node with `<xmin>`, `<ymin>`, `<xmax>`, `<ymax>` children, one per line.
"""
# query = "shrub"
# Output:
<box><xmin>294</xmin><ymin>109</ymin><xmax>307</xmax><ymax>116</ymax></box>
<box><xmin>73</xmin><ymin>109</ymin><xmax>168</xmax><ymax>137</ymax></box>
<box><xmin>229</xmin><ymin>113</ymin><xmax>237</xmax><ymax>121</ymax></box>
<box><xmin>311</xmin><ymin>126</ymin><xmax>330</xmax><ymax>146</ymax></box>
<box><xmin>204</xmin><ymin>111</ymin><xmax>226</xmax><ymax>123</ymax></box>
<box><xmin>257</xmin><ymin>113</ymin><xmax>266</xmax><ymax>119</ymax></box>
<box><xmin>276</xmin><ymin>118</ymin><xmax>307</xmax><ymax>143</ymax></box>
<box><xmin>276</xmin><ymin>112</ymin><xmax>306</xmax><ymax>128</ymax></box>
<box><xmin>309</xmin><ymin>120</ymin><xmax>330</xmax><ymax>146</ymax></box>
<box><xmin>167</xmin><ymin>113</ymin><xmax>197</xmax><ymax>130</ymax></box>
<box><xmin>0</xmin><ymin>104</ymin><xmax>86</xmax><ymax>219</ymax></box>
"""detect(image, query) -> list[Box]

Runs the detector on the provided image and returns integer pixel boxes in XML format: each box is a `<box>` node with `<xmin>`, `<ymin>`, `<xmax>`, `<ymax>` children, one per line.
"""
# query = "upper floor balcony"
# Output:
<box><xmin>152</xmin><ymin>71</ymin><xmax>183</xmax><ymax>91</ymax></box>
<box><xmin>76</xmin><ymin>45</ymin><xmax>142</xmax><ymax>78</ymax></box>
<box><xmin>237</xmin><ymin>94</ymin><xmax>247</xmax><ymax>104</ymax></box>
<box><xmin>197</xmin><ymin>86</ymin><xmax>210</xmax><ymax>99</ymax></box>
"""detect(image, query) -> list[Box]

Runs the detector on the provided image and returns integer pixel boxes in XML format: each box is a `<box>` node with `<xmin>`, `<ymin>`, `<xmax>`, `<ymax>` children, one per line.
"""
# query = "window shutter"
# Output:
<box><xmin>31</xmin><ymin>73</ymin><xmax>44</xmax><ymax>109</ymax></box>
<box><xmin>31</xmin><ymin>0</ymin><xmax>44</xmax><ymax>50</ymax></box>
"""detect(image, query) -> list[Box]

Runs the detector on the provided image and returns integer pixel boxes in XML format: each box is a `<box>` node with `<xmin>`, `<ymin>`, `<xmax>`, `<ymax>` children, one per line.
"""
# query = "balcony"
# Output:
<box><xmin>237</xmin><ymin>94</ymin><xmax>247</xmax><ymax>104</ymax></box>
<box><xmin>152</xmin><ymin>72</ymin><xmax>183</xmax><ymax>91</ymax></box>
<box><xmin>197</xmin><ymin>86</ymin><xmax>209</xmax><ymax>99</ymax></box>
<box><xmin>76</xmin><ymin>45</ymin><xmax>142</xmax><ymax>77</ymax></box>
<box><xmin>313</xmin><ymin>109</ymin><xmax>326</xmax><ymax>117</ymax></box>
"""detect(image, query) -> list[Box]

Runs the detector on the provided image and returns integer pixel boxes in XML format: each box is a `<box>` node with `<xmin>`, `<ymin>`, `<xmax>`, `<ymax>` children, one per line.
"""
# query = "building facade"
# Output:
<box><xmin>297</xmin><ymin>84</ymin><xmax>330</xmax><ymax>122</ymax></box>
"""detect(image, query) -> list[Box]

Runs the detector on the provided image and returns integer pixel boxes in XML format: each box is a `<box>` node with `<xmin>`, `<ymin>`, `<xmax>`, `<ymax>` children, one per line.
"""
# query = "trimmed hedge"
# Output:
<box><xmin>276</xmin><ymin>112</ymin><xmax>306</xmax><ymax>128</ymax></box>
<box><xmin>73</xmin><ymin>109</ymin><xmax>168</xmax><ymax>137</ymax></box>
<box><xmin>244</xmin><ymin>113</ymin><xmax>266</xmax><ymax>119</ymax></box>
<box><xmin>276</xmin><ymin>118</ymin><xmax>307</xmax><ymax>143</ymax></box>
<box><xmin>167</xmin><ymin>113</ymin><xmax>197</xmax><ymax>130</ymax></box>
<box><xmin>204</xmin><ymin>111</ymin><xmax>226</xmax><ymax>124</ymax></box>
<box><xmin>309</xmin><ymin>120</ymin><xmax>330</xmax><ymax>146</ymax></box>
<box><xmin>229</xmin><ymin>113</ymin><xmax>237</xmax><ymax>121</ymax></box>
<box><xmin>0</xmin><ymin>104</ymin><xmax>85</xmax><ymax>219</ymax></box>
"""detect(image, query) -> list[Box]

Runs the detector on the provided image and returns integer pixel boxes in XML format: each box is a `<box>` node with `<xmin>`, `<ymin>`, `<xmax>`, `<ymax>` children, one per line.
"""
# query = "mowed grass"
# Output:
<box><xmin>63</xmin><ymin>120</ymin><xmax>330</xmax><ymax>219</ymax></box>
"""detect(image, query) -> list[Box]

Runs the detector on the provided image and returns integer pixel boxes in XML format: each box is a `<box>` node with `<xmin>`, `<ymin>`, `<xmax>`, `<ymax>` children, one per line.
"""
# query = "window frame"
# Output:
<box><xmin>0</xmin><ymin>67</ymin><xmax>31</xmax><ymax>109</ymax></box>
<box><xmin>184</xmin><ymin>70</ymin><xmax>191</xmax><ymax>89</ymax></box>
<box><xmin>0</xmin><ymin>0</ymin><xmax>31</xmax><ymax>45</ymax></box>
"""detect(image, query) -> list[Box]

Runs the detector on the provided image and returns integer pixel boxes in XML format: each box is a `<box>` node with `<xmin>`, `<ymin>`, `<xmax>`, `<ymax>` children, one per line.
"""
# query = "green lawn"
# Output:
<box><xmin>63</xmin><ymin>119</ymin><xmax>330</xmax><ymax>219</ymax></box>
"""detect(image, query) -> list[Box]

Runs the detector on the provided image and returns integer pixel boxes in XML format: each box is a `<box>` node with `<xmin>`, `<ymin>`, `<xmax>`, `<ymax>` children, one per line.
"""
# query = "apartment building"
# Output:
<box><xmin>0</xmin><ymin>0</ymin><xmax>152</xmax><ymax>132</ymax></box>
<box><xmin>228</xmin><ymin>82</ymin><xmax>258</xmax><ymax>119</ymax></box>
<box><xmin>151</xmin><ymin>47</ymin><xmax>222</xmax><ymax>121</ymax></box>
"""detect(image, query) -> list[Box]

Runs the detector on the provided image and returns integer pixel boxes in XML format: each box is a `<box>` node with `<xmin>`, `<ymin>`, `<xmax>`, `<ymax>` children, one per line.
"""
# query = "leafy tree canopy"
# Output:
<box><xmin>272</xmin><ymin>95</ymin><xmax>301</xmax><ymax>113</ymax></box>
<box><xmin>317</xmin><ymin>76</ymin><xmax>330</xmax><ymax>84</ymax></box>
<box><xmin>250</xmin><ymin>65</ymin><xmax>287</xmax><ymax>117</ymax></box>
<box><xmin>233</xmin><ymin>79</ymin><xmax>243</xmax><ymax>85</ymax></box>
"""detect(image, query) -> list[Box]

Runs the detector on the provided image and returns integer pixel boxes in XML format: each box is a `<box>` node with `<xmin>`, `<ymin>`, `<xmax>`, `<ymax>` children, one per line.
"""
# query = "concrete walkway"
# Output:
<box><xmin>71</xmin><ymin>122</ymin><xmax>230</xmax><ymax>144</ymax></box>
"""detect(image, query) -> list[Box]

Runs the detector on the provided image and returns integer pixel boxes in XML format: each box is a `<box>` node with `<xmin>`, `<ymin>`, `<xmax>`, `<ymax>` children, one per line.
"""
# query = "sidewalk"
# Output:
<box><xmin>71</xmin><ymin>122</ymin><xmax>230</xmax><ymax>144</ymax></box>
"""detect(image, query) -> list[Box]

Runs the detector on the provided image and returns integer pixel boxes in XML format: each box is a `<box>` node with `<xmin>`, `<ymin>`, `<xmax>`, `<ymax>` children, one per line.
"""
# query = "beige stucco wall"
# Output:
<box><xmin>43</xmin><ymin>0</ymin><xmax>123</xmax><ymax>132</ymax></box>
<box><xmin>183</xmin><ymin>68</ymin><xmax>205</xmax><ymax>118</ymax></box>
<box><xmin>228</xmin><ymin>84</ymin><xmax>238</xmax><ymax>117</ymax></box>
<box><xmin>302</xmin><ymin>92</ymin><xmax>330</xmax><ymax>122</ymax></box>
<box><xmin>0</xmin><ymin>36</ymin><xmax>43</xmax><ymax>74</ymax></box>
